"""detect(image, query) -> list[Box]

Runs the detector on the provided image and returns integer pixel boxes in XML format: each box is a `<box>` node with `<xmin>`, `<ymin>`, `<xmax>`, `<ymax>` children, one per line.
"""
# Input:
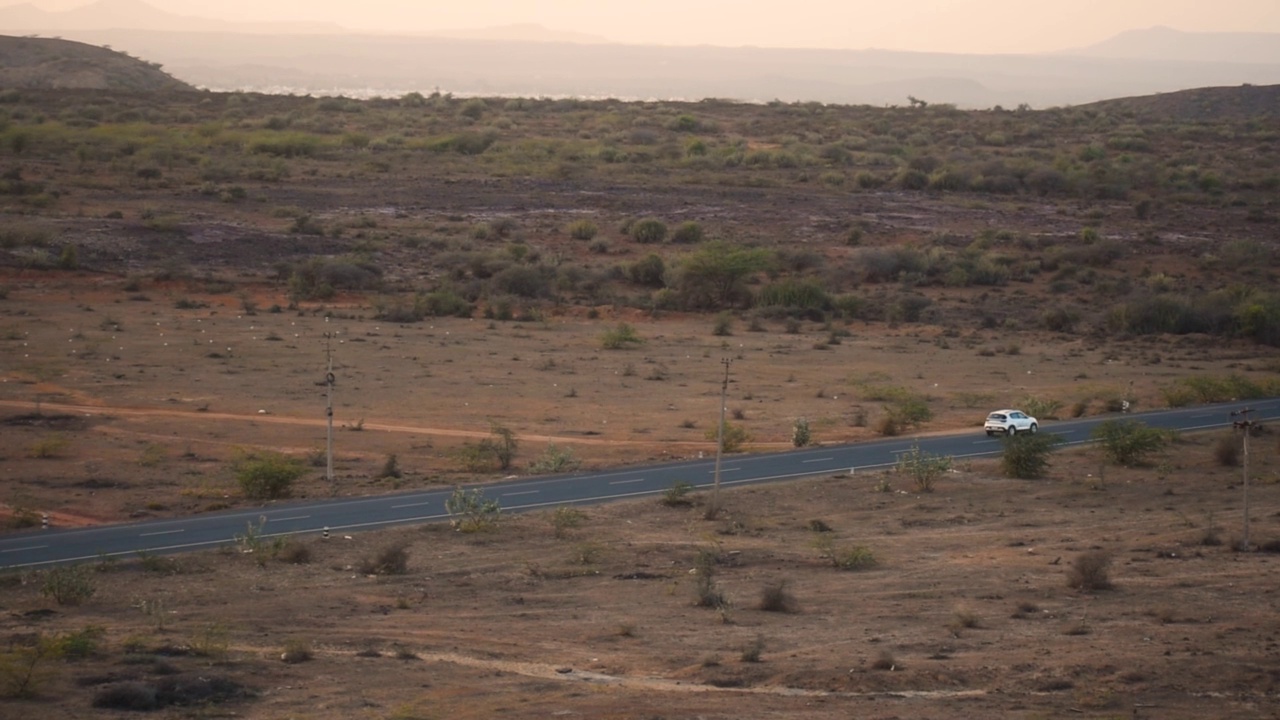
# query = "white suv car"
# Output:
<box><xmin>985</xmin><ymin>409</ymin><xmax>1038</xmax><ymax>436</ymax></box>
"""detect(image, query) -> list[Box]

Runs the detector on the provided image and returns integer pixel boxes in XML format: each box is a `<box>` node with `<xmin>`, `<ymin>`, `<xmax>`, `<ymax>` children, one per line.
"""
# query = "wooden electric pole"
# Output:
<box><xmin>1231</xmin><ymin>407</ymin><xmax>1258</xmax><ymax>551</ymax></box>
<box><xmin>711</xmin><ymin>358</ymin><xmax>731</xmax><ymax>518</ymax></box>
<box><xmin>325</xmin><ymin>333</ymin><xmax>335</xmax><ymax>487</ymax></box>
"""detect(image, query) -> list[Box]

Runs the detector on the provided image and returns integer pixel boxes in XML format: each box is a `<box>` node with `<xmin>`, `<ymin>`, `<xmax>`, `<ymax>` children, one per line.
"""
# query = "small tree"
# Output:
<box><xmin>693</xmin><ymin>547</ymin><xmax>727</xmax><ymax>609</ymax></box>
<box><xmin>1001</xmin><ymin>433</ymin><xmax>1061</xmax><ymax>479</ymax></box>
<box><xmin>235</xmin><ymin>451</ymin><xmax>305</xmax><ymax>499</ymax></box>
<box><xmin>896</xmin><ymin>444</ymin><xmax>951</xmax><ymax>492</ymax></box>
<box><xmin>792</xmin><ymin>417</ymin><xmax>812</xmax><ymax>448</ymax></box>
<box><xmin>672</xmin><ymin>240</ymin><xmax>772</xmax><ymax>310</ymax></box>
<box><xmin>661</xmin><ymin>481</ymin><xmax>695</xmax><ymax>507</ymax></box>
<box><xmin>41</xmin><ymin>564</ymin><xmax>95</xmax><ymax>606</ymax></box>
<box><xmin>1092</xmin><ymin>419</ymin><xmax>1169</xmax><ymax>467</ymax></box>
<box><xmin>445</xmin><ymin>487</ymin><xmax>501</xmax><ymax>532</ymax></box>
<box><xmin>488</xmin><ymin>424</ymin><xmax>518</xmax><ymax>471</ymax></box>
<box><xmin>0</xmin><ymin>633</ymin><xmax>63</xmax><ymax>699</ymax></box>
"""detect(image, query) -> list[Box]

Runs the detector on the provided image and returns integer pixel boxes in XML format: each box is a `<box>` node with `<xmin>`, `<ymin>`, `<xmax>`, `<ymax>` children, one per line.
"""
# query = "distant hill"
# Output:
<box><xmin>1068</xmin><ymin>26</ymin><xmax>1280</xmax><ymax>65</ymax></box>
<box><xmin>422</xmin><ymin>23</ymin><xmax>609</xmax><ymax>44</ymax></box>
<box><xmin>0</xmin><ymin>35</ymin><xmax>194</xmax><ymax>91</ymax></box>
<box><xmin>1079</xmin><ymin>83</ymin><xmax>1280</xmax><ymax>121</ymax></box>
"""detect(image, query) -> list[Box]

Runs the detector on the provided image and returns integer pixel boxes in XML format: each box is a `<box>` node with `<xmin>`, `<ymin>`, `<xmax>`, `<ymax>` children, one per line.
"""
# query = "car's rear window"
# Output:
<box><xmin>988</xmin><ymin>413</ymin><xmax>1006</xmax><ymax>420</ymax></box>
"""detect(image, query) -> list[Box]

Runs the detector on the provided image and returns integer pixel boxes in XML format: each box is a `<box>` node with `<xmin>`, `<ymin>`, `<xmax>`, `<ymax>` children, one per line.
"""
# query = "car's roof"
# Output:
<box><xmin>989</xmin><ymin>409</ymin><xmax>1021</xmax><ymax>415</ymax></box>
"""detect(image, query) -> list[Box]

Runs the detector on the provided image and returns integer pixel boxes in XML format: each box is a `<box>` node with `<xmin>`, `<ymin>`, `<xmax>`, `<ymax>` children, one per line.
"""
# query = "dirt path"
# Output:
<box><xmin>0</xmin><ymin>399</ymin><xmax>730</xmax><ymax>448</ymax></box>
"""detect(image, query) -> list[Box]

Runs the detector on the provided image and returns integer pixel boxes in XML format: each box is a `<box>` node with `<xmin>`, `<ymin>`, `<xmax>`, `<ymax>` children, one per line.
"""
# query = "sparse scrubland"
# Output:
<box><xmin>1</xmin><ymin>81</ymin><xmax>1279</xmax><ymax>717</ymax></box>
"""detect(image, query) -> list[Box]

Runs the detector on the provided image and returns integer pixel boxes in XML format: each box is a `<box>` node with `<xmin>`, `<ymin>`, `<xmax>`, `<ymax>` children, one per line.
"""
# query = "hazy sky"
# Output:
<box><xmin>21</xmin><ymin>0</ymin><xmax>1280</xmax><ymax>53</ymax></box>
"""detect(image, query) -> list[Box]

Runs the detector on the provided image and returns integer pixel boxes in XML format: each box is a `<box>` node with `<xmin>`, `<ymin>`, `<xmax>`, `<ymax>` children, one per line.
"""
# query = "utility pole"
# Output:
<box><xmin>325</xmin><ymin>333</ymin><xmax>335</xmax><ymax>487</ymax></box>
<box><xmin>1231</xmin><ymin>407</ymin><xmax>1258</xmax><ymax>551</ymax></box>
<box><xmin>711</xmin><ymin>358</ymin><xmax>731</xmax><ymax>518</ymax></box>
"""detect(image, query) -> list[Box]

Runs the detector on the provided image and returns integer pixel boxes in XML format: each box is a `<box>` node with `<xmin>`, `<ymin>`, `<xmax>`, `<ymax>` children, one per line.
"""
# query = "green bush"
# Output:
<box><xmin>41</xmin><ymin>564</ymin><xmax>95</xmax><ymax>606</ymax></box>
<box><xmin>54</xmin><ymin>625</ymin><xmax>105</xmax><ymax>659</ymax></box>
<box><xmin>601</xmin><ymin>322</ymin><xmax>644</xmax><ymax>349</ymax></box>
<box><xmin>445</xmin><ymin>487</ymin><xmax>501</xmax><ymax>532</ymax></box>
<box><xmin>1159</xmin><ymin>374</ymin><xmax>1278</xmax><ymax>407</ymax></box>
<box><xmin>670</xmin><ymin>221</ymin><xmax>704</xmax><ymax>244</ymax></box>
<box><xmin>1091</xmin><ymin>420</ymin><xmax>1169</xmax><ymax>467</ymax></box>
<box><xmin>661</xmin><ymin>481</ymin><xmax>695</xmax><ymax>507</ymax></box>
<box><xmin>235</xmin><ymin>451</ymin><xmax>305</xmax><ymax>499</ymax></box>
<box><xmin>566</xmin><ymin>219</ymin><xmax>599</xmax><ymax>240</ymax></box>
<box><xmin>1021</xmin><ymin>397</ymin><xmax>1064</xmax><ymax>420</ymax></box>
<box><xmin>490</xmin><ymin>265</ymin><xmax>553</xmax><ymax>298</ymax></box>
<box><xmin>529</xmin><ymin>443</ymin><xmax>581</xmax><ymax>474</ymax></box>
<box><xmin>896</xmin><ymin>444</ymin><xmax>951</xmax><ymax>492</ymax></box>
<box><xmin>791</xmin><ymin>417</ymin><xmax>812</xmax><ymax>447</ymax></box>
<box><xmin>883</xmin><ymin>394</ymin><xmax>932</xmax><ymax>432</ymax></box>
<box><xmin>28</xmin><ymin>433</ymin><xmax>69</xmax><ymax>459</ymax></box>
<box><xmin>1001</xmin><ymin>433</ymin><xmax>1061</xmax><ymax>479</ymax></box>
<box><xmin>712</xmin><ymin>312</ymin><xmax>733</xmax><ymax>336</ymax></box>
<box><xmin>630</xmin><ymin>218</ymin><xmax>668</xmax><ymax>244</ymax></box>
<box><xmin>812</xmin><ymin>534</ymin><xmax>876</xmax><ymax>570</ymax></box>
<box><xmin>247</xmin><ymin>131</ymin><xmax>322</xmax><ymax>157</ymax></box>
<box><xmin>755</xmin><ymin>278</ymin><xmax>831</xmax><ymax>314</ymax></box>
<box><xmin>627</xmin><ymin>253</ymin><xmax>666</xmax><ymax>287</ymax></box>
<box><xmin>706</xmin><ymin>421</ymin><xmax>750</xmax><ymax>453</ymax></box>
<box><xmin>550</xmin><ymin>506</ymin><xmax>587</xmax><ymax>538</ymax></box>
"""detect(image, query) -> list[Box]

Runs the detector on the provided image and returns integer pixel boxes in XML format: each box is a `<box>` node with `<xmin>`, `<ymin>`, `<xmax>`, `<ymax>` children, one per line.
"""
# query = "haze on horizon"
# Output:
<box><xmin>11</xmin><ymin>0</ymin><xmax>1280</xmax><ymax>54</ymax></box>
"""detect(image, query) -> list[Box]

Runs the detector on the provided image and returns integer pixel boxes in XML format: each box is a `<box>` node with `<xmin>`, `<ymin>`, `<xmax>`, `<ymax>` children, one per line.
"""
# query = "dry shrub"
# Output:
<box><xmin>1066</xmin><ymin>550</ymin><xmax>1113</xmax><ymax>591</ymax></box>
<box><xmin>1214</xmin><ymin>434</ymin><xmax>1239</xmax><ymax>466</ymax></box>
<box><xmin>740</xmin><ymin>634</ymin><xmax>765</xmax><ymax>663</ymax></box>
<box><xmin>874</xmin><ymin>414</ymin><xmax>900</xmax><ymax>436</ymax></box>
<box><xmin>276</xmin><ymin>541</ymin><xmax>312</xmax><ymax>564</ymax></box>
<box><xmin>280</xmin><ymin>638</ymin><xmax>313</xmax><ymax>664</ymax></box>
<box><xmin>360</xmin><ymin>544</ymin><xmax>409</xmax><ymax>575</ymax></box>
<box><xmin>757</xmin><ymin>581</ymin><xmax>798</xmax><ymax>613</ymax></box>
<box><xmin>93</xmin><ymin>682</ymin><xmax>158</xmax><ymax>711</ymax></box>
<box><xmin>870</xmin><ymin>650</ymin><xmax>896</xmax><ymax>670</ymax></box>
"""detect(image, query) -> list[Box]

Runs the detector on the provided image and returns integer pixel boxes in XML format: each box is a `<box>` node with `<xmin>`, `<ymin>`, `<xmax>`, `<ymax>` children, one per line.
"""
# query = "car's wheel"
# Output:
<box><xmin>1029</xmin><ymin>423</ymin><xmax>1038</xmax><ymax>434</ymax></box>
<box><xmin>1006</xmin><ymin>425</ymin><xmax>1016</xmax><ymax>436</ymax></box>
<box><xmin>986</xmin><ymin>430</ymin><xmax>995</xmax><ymax>437</ymax></box>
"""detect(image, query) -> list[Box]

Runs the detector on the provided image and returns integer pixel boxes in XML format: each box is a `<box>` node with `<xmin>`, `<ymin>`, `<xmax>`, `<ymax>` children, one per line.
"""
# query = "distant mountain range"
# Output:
<box><xmin>0</xmin><ymin>0</ymin><xmax>343</xmax><ymax>33</ymax></box>
<box><xmin>1066</xmin><ymin>25</ymin><xmax>1280</xmax><ymax>65</ymax></box>
<box><xmin>2</xmin><ymin>0</ymin><xmax>1279</xmax><ymax>107</ymax></box>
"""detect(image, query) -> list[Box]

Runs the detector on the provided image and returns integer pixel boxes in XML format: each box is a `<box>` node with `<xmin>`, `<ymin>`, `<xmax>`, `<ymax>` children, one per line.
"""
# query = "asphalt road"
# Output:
<box><xmin>4</xmin><ymin>399</ymin><xmax>1277</xmax><ymax>570</ymax></box>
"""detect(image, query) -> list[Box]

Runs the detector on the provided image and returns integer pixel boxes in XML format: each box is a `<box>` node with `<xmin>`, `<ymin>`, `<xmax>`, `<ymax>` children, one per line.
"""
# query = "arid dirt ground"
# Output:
<box><xmin>2</xmin><ymin>274</ymin><xmax>1279</xmax><ymax>718</ymax></box>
